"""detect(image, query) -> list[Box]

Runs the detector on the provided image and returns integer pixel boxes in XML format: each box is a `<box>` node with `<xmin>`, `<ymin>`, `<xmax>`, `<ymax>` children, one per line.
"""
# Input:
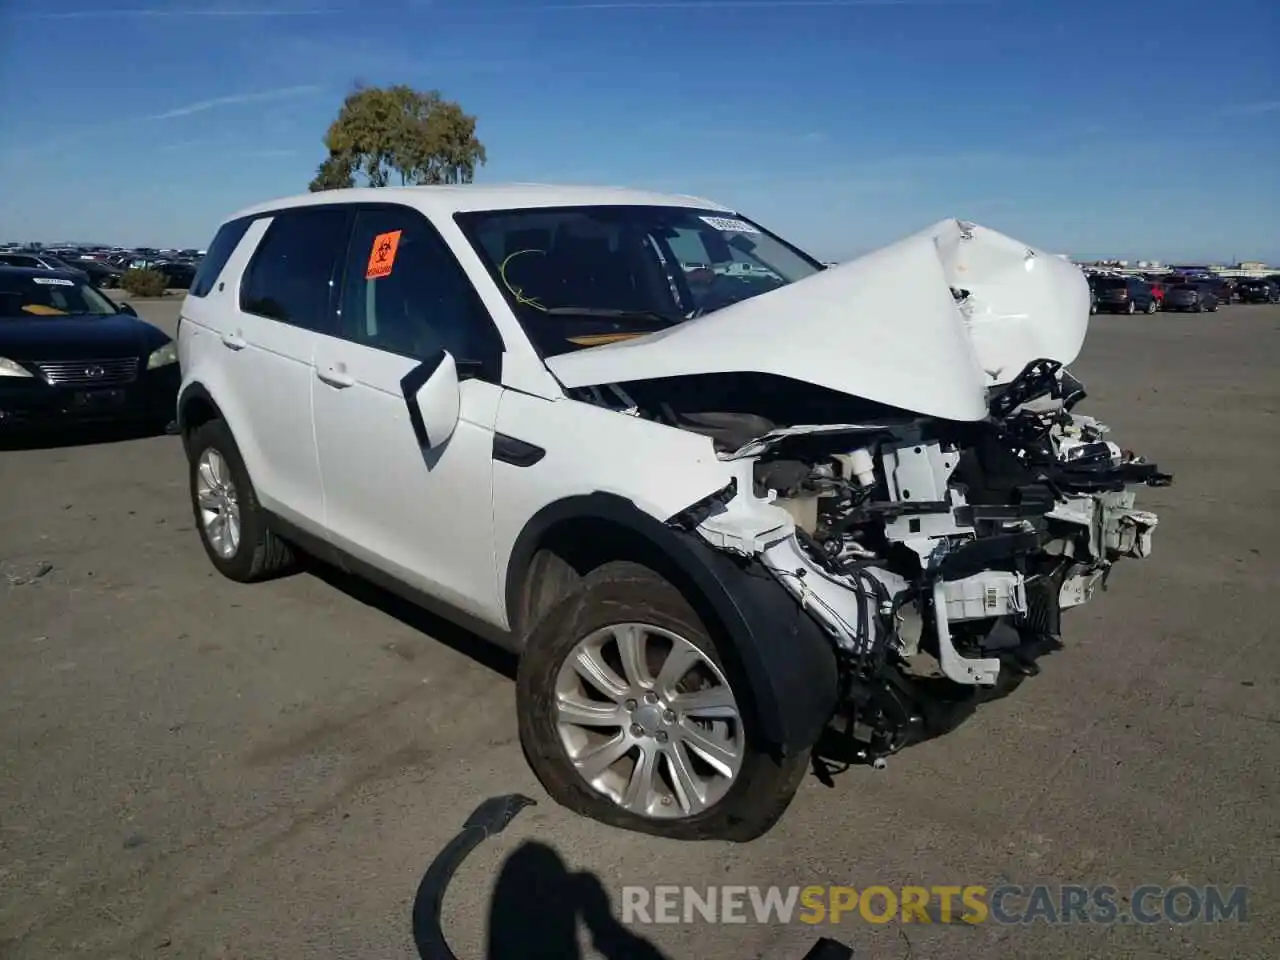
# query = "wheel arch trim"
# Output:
<box><xmin>505</xmin><ymin>492</ymin><xmax>839</xmax><ymax>755</ymax></box>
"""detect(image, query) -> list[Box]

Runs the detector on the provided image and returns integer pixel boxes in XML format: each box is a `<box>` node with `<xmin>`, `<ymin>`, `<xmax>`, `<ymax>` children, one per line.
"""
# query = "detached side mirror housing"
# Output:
<box><xmin>401</xmin><ymin>349</ymin><xmax>460</xmax><ymax>450</ymax></box>
<box><xmin>118</xmin><ymin>302</ymin><xmax>138</xmax><ymax>316</ymax></box>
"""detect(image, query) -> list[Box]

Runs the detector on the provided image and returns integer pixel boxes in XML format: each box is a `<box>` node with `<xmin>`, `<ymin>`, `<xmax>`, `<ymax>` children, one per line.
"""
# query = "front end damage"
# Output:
<box><xmin>663</xmin><ymin>360</ymin><xmax>1172</xmax><ymax>763</ymax></box>
<box><xmin>551</xmin><ymin>217</ymin><xmax>1171</xmax><ymax>764</ymax></box>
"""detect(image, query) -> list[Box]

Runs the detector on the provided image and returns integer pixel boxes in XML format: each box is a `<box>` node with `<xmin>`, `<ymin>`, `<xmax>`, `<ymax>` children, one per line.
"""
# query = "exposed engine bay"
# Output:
<box><xmin>569</xmin><ymin>358</ymin><xmax>1172</xmax><ymax>763</ymax></box>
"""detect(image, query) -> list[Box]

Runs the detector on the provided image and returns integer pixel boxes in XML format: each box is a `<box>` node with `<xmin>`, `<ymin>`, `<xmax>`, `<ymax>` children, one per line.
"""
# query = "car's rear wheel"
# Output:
<box><xmin>516</xmin><ymin>561</ymin><xmax>809</xmax><ymax>841</ymax></box>
<box><xmin>1126</xmin><ymin>300</ymin><xmax>1136</xmax><ymax>314</ymax></box>
<box><xmin>187</xmin><ymin>419</ymin><xmax>296</xmax><ymax>582</ymax></box>
<box><xmin>1145</xmin><ymin>299</ymin><xmax>1158</xmax><ymax>314</ymax></box>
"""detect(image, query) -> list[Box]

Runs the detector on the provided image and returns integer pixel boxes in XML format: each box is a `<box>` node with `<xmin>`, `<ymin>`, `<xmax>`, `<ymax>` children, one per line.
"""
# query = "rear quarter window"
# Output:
<box><xmin>238</xmin><ymin>207</ymin><xmax>350</xmax><ymax>331</ymax></box>
<box><xmin>188</xmin><ymin>217</ymin><xmax>256</xmax><ymax>298</ymax></box>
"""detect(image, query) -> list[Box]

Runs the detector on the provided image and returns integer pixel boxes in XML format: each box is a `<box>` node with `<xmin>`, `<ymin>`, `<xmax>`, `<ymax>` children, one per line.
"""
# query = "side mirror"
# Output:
<box><xmin>118</xmin><ymin>302</ymin><xmax>138</xmax><ymax>316</ymax></box>
<box><xmin>401</xmin><ymin>349</ymin><xmax>460</xmax><ymax>450</ymax></box>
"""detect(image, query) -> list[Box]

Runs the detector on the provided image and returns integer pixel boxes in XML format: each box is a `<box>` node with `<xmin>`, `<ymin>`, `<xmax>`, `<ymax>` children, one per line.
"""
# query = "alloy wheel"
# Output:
<box><xmin>553</xmin><ymin>623</ymin><xmax>744</xmax><ymax>819</ymax></box>
<box><xmin>195</xmin><ymin>448</ymin><xmax>241</xmax><ymax>559</ymax></box>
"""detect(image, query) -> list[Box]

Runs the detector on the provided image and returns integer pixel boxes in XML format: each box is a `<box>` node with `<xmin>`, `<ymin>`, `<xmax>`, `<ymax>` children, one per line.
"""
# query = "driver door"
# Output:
<box><xmin>311</xmin><ymin>204</ymin><xmax>508</xmax><ymax>624</ymax></box>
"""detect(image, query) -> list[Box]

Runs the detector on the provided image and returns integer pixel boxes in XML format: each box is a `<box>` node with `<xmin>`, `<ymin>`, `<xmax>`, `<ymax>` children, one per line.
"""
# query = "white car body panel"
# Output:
<box><xmin>311</xmin><ymin>334</ymin><xmax>506</xmax><ymax>624</ymax></box>
<box><xmin>490</xmin><ymin>390</ymin><xmax>735</xmax><ymax>631</ymax></box>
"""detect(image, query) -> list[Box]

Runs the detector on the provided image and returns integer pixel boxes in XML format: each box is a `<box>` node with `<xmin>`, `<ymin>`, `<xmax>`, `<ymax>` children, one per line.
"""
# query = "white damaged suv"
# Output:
<box><xmin>176</xmin><ymin>186</ymin><xmax>1171</xmax><ymax>841</ymax></box>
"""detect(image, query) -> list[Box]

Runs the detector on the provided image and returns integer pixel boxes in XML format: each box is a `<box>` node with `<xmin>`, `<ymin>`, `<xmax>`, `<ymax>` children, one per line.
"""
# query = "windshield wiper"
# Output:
<box><xmin>540</xmin><ymin>306</ymin><xmax>680</xmax><ymax>327</ymax></box>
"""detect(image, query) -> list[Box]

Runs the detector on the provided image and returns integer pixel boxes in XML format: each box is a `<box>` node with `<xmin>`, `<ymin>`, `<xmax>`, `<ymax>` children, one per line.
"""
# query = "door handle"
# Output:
<box><xmin>316</xmin><ymin>365</ymin><xmax>355</xmax><ymax>388</ymax></box>
<box><xmin>220</xmin><ymin>332</ymin><xmax>246</xmax><ymax>351</ymax></box>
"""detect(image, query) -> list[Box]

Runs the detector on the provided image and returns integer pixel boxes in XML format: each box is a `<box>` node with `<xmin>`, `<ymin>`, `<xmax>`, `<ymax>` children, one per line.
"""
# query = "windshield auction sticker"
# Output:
<box><xmin>366</xmin><ymin>230</ymin><xmax>403</xmax><ymax>280</ymax></box>
<box><xmin>699</xmin><ymin>216</ymin><xmax>761</xmax><ymax>234</ymax></box>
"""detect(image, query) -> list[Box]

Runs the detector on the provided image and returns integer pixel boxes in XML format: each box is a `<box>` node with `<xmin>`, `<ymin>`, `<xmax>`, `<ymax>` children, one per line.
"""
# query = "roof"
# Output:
<box><xmin>228</xmin><ymin>182</ymin><xmax>732</xmax><ymax>222</ymax></box>
<box><xmin>0</xmin><ymin>265</ymin><xmax>87</xmax><ymax>281</ymax></box>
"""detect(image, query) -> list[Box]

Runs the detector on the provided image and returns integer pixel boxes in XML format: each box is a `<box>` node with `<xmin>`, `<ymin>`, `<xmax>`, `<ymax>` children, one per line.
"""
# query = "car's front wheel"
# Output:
<box><xmin>517</xmin><ymin>561</ymin><xmax>809</xmax><ymax>841</ymax></box>
<box><xmin>187</xmin><ymin>419</ymin><xmax>296</xmax><ymax>582</ymax></box>
<box><xmin>1146</xmin><ymin>299</ymin><xmax>1158</xmax><ymax>314</ymax></box>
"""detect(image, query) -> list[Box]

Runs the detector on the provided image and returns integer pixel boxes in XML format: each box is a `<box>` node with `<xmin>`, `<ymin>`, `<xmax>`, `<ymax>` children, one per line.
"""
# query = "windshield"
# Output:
<box><xmin>454</xmin><ymin>204</ymin><xmax>824</xmax><ymax>356</ymax></box>
<box><xmin>0</xmin><ymin>273</ymin><xmax>119</xmax><ymax>318</ymax></box>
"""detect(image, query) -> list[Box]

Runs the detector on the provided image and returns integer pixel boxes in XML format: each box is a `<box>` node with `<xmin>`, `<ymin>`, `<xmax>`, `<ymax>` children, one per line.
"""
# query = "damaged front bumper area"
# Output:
<box><xmin>673</xmin><ymin>359</ymin><xmax>1172</xmax><ymax>763</ymax></box>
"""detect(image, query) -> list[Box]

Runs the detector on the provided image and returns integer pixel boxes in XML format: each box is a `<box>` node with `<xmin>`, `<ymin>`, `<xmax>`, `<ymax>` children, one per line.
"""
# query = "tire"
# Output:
<box><xmin>1194</xmin><ymin>302</ymin><xmax>1204</xmax><ymax>313</ymax></box>
<box><xmin>516</xmin><ymin>561</ymin><xmax>810</xmax><ymax>842</ymax></box>
<box><xmin>187</xmin><ymin>418</ymin><xmax>296</xmax><ymax>582</ymax></box>
<box><xmin>1145</xmin><ymin>299</ymin><xmax>1158</xmax><ymax>314</ymax></box>
<box><xmin>1126</xmin><ymin>300</ymin><xmax>1136</xmax><ymax>314</ymax></box>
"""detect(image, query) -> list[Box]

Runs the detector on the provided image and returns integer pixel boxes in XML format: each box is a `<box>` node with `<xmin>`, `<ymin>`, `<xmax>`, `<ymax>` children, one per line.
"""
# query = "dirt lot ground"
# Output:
<box><xmin>2</xmin><ymin>301</ymin><xmax>1278</xmax><ymax>960</ymax></box>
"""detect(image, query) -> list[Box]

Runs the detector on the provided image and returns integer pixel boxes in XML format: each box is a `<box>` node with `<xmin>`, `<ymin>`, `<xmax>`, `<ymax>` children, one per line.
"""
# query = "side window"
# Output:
<box><xmin>240</xmin><ymin>207</ymin><xmax>350</xmax><ymax>331</ymax></box>
<box><xmin>189</xmin><ymin>217</ymin><xmax>254</xmax><ymax>298</ymax></box>
<box><xmin>337</xmin><ymin>207</ymin><xmax>502</xmax><ymax>375</ymax></box>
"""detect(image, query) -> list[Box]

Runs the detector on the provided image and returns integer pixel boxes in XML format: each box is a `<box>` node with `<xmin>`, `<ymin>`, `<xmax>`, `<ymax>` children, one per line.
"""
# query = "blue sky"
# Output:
<box><xmin>0</xmin><ymin>0</ymin><xmax>1276</xmax><ymax>262</ymax></box>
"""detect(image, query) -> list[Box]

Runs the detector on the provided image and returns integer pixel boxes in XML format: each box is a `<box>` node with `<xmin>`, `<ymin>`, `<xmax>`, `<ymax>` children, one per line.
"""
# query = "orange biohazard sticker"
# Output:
<box><xmin>366</xmin><ymin>230</ymin><xmax>402</xmax><ymax>280</ymax></box>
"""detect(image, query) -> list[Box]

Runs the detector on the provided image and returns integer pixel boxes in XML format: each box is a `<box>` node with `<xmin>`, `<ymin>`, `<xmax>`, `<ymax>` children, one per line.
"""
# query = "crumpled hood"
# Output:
<box><xmin>922</xmin><ymin>219</ymin><xmax>1089</xmax><ymax>385</ymax></box>
<box><xmin>545</xmin><ymin>218</ymin><xmax>1089</xmax><ymax>421</ymax></box>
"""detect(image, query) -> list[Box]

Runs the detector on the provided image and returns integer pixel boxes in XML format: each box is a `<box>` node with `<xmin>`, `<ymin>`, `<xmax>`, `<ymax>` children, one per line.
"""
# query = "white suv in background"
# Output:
<box><xmin>177</xmin><ymin>185</ymin><xmax>1168</xmax><ymax>841</ymax></box>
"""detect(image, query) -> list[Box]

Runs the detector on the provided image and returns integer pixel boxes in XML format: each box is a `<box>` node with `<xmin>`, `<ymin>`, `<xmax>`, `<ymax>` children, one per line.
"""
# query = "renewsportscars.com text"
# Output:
<box><xmin>621</xmin><ymin>884</ymin><xmax>1249</xmax><ymax>926</ymax></box>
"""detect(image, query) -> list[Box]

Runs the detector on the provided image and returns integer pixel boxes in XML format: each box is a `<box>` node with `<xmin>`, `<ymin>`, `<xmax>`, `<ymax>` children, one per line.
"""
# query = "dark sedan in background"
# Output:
<box><xmin>1089</xmin><ymin>275</ymin><xmax>1159</xmax><ymax>313</ymax></box>
<box><xmin>0</xmin><ymin>267</ymin><xmax>179</xmax><ymax>431</ymax></box>
<box><xmin>1163</xmin><ymin>282</ymin><xmax>1220</xmax><ymax>313</ymax></box>
<box><xmin>1200</xmin><ymin>276</ymin><xmax>1237</xmax><ymax>304</ymax></box>
<box><xmin>0</xmin><ymin>252</ymin><xmax>91</xmax><ymax>284</ymax></box>
<box><xmin>74</xmin><ymin>259</ymin><xmax>125</xmax><ymax>289</ymax></box>
<box><xmin>1237</xmin><ymin>278</ymin><xmax>1280</xmax><ymax>304</ymax></box>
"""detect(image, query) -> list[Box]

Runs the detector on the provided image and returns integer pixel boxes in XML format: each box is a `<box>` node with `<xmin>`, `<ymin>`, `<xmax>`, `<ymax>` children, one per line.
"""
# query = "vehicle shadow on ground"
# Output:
<box><xmin>412</xmin><ymin>838</ymin><xmax>670</xmax><ymax>960</ymax></box>
<box><xmin>308</xmin><ymin>564</ymin><xmax>519</xmax><ymax>681</ymax></box>
<box><xmin>0</xmin><ymin>420</ymin><xmax>172</xmax><ymax>451</ymax></box>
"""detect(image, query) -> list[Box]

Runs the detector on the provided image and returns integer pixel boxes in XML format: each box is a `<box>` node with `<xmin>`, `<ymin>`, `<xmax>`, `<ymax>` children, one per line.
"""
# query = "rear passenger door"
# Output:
<box><xmin>231</xmin><ymin>206</ymin><xmax>350</xmax><ymax>533</ymax></box>
<box><xmin>311</xmin><ymin>204</ymin><xmax>508</xmax><ymax>624</ymax></box>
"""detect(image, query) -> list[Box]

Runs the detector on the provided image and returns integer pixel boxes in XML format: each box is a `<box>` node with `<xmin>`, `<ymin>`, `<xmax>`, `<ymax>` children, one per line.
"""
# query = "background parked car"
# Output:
<box><xmin>151</xmin><ymin>261</ymin><xmax>197</xmax><ymax>290</ymax></box>
<box><xmin>1090</xmin><ymin>275</ymin><xmax>1158</xmax><ymax>313</ymax></box>
<box><xmin>75</xmin><ymin>260</ymin><xmax>125</xmax><ymax>289</ymax></box>
<box><xmin>1163</xmin><ymin>282</ymin><xmax>1219</xmax><ymax>312</ymax></box>
<box><xmin>0</xmin><ymin>252</ymin><xmax>90</xmax><ymax>284</ymax></box>
<box><xmin>1201</xmin><ymin>276</ymin><xmax>1236</xmax><ymax>304</ymax></box>
<box><xmin>1237</xmin><ymin>278</ymin><xmax>1280</xmax><ymax>304</ymax></box>
<box><xmin>0</xmin><ymin>266</ymin><xmax>180</xmax><ymax>432</ymax></box>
